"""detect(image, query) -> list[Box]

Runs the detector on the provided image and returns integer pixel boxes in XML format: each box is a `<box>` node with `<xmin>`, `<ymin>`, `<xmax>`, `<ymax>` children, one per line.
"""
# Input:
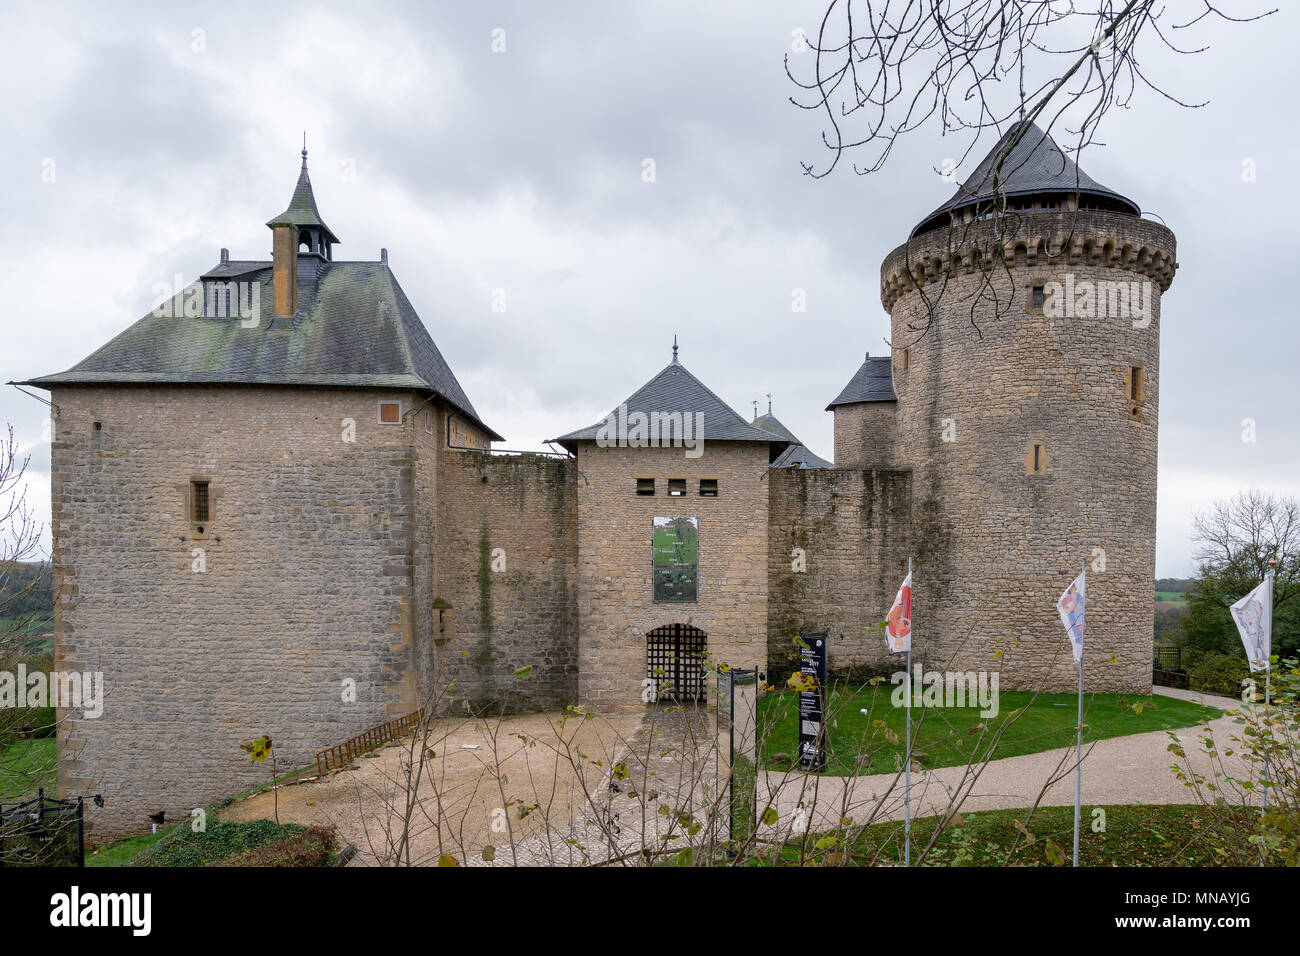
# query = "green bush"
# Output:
<box><xmin>1185</xmin><ymin>651</ymin><xmax>1251</xmax><ymax>697</ymax></box>
<box><xmin>129</xmin><ymin>819</ymin><xmax>307</xmax><ymax>867</ymax></box>
<box><xmin>226</xmin><ymin>825</ymin><xmax>337</xmax><ymax>867</ymax></box>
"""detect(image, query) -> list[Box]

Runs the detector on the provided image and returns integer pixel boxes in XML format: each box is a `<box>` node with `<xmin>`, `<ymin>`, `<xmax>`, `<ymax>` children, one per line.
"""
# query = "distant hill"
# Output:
<box><xmin>1155</xmin><ymin>577</ymin><xmax>1195</xmax><ymax>594</ymax></box>
<box><xmin>0</xmin><ymin>561</ymin><xmax>53</xmax><ymax>653</ymax></box>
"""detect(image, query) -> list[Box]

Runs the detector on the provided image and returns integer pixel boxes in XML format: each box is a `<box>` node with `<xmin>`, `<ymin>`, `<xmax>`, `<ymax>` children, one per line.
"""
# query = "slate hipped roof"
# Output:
<box><xmin>826</xmin><ymin>354</ymin><xmax>896</xmax><ymax>409</ymax></box>
<box><xmin>549</xmin><ymin>353</ymin><xmax>787</xmax><ymax>454</ymax></box>
<box><xmin>267</xmin><ymin>149</ymin><xmax>340</xmax><ymax>243</ymax></box>
<box><xmin>17</xmin><ymin>154</ymin><xmax>502</xmax><ymax>442</ymax></box>
<box><xmin>752</xmin><ymin>412</ymin><xmax>832</xmax><ymax>469</ymax></box>
<box><xmin>770</xmin><ymin>443</ymin><xmax>833</xmax><ymax>470</ymax></box>
<box><xmin>911</xmin><ymin>120</ymin><xmax>1139</xmax><ymax>237</ymax></box>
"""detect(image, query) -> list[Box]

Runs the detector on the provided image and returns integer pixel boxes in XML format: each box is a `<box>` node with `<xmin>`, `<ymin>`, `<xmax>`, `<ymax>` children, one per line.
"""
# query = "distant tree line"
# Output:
<box><xmin>1159</xmin><ymin>491</ymin><xmax>1299</xmax><ymax>677</ymax></box>
<box><xmin>0</xmin><ymin>560</ymin><xmax>51</xmax><ymax>620</ymax></box>
<box><xmin>1155</xmin><ymin>578</ymin><xmax>1195</xmax><ymax>594</ymax></box>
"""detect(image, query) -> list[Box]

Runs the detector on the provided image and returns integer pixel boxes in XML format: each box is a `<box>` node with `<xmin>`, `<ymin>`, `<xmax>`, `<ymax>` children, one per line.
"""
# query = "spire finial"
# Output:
<box><xmin>766</xmin><ymin>392</ymin><xmax>772</xmax><ymax>415</ymax></box>
<box><xmin>671</xmin><ymin>335</ymin><xmax>679</xmax><ymax>364</ymax></box>
<box><xmin>752</xmin><ymin>400</ymin><xmax>758</xmax><ymax>419</ymax></box>
<box><xmin>301</xmin><ymin>131</ymin><xmax>308</xmax><ymax>168</ymax></box>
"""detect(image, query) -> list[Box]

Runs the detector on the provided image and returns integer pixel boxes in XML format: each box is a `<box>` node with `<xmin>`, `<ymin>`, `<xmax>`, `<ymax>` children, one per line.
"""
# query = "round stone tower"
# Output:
<box><xmin>879</xmin><ymin>122</ymin><xmax>1176</xmax><ymax>692</ymax></box>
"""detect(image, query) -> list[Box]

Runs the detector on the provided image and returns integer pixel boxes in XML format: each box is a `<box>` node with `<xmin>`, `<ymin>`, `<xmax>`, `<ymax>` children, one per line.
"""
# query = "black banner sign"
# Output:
<box><xmin>797</xmin><ymin>631</ymin><xmax>828</xmax><ymax>771</ymax></box>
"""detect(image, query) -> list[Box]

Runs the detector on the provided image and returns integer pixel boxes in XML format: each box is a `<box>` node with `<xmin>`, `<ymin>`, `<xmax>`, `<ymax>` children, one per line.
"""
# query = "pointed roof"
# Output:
<box><xmin>751</xmin><ymin>412</ymin><xmax>798</xmax><ymax>444</ymax></box>
<box><xmin>751</xmin><ymin>411</ymin><xmax>832</xmax><ymax>468</ymax></box>
<box><xmin>771</xmin><ymin>443</ymin><xmax>833</xmax><ymax>470</ymax></box>
<box><xmin>549</xmin><ymin>351</ymin><xmax>786</xmax><ymax>453</ymax></box>
<box><xmin>827</xmin><ymin>354</ymin><xmax>896</xmax><ymax>409</ymax></box>
<box><xmin>267</xmin><ymin>148</ymin><xmax>340</xmax><ymax>244</ymax></box>
<box><xmin>911</xmin><ymin>121</ymin><xmax>1139</xmax><ymax>237</ymax></box>
<box><xmin>17</xmin><ymin>258</ymin><xmax>503</xmax><ymax>441</ymax></box>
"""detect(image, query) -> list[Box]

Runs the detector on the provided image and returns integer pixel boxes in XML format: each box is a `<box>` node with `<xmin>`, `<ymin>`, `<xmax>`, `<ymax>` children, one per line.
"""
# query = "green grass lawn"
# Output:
<box><xmin>781</xmin><ymin>804</ymin><xmax>1259</xmax><ymax>867</ymax></box>
<box><xmin>1155</xmin><ymin>591</ymin><xmax>1189</xmax><ymax>605</ymax></box>
<box><xmin>87</xmin><ymin>827</ymin><xmax>174</xmax><ymax>867</ymax></box>
<box><xmin>0</xmin><ymin>737</ymin><xmax>57</xmax><ymax>802</ymax></box>
<box><xmin>759</xmin><ymin>686</ymin><xmax>1220</xmax><ymax>776</ymax></box>
<box><xmin>0</xmin><ymin>614</ymin><xmax>53</xmax><ymax>652</ymax></box>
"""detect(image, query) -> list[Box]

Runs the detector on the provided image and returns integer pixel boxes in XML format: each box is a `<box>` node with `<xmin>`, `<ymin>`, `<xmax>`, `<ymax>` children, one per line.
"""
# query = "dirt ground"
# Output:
<box><xmin>220</xmin><ymin>711</ymin><xmax>644</xmax><ymax>866</ymax></box>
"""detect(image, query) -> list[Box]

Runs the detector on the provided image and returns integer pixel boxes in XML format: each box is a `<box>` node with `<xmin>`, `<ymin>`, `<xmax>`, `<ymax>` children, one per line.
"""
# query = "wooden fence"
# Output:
<box><xmin>315</xmin><ymin>711</ymin><xmax>421</xmax><ymax>776</ymax></box>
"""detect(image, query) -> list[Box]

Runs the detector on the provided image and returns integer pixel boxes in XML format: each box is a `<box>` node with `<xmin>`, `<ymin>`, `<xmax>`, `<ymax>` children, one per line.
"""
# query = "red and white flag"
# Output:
<box><xmin>1057</xmin><ymin>571</ymin><xmax>1086</xmax><ymax>663</ymax></box>
<box><xmin>884</xmin><ymin>571</ymin><xmax>912</xmax><ymax>653</ymax></box>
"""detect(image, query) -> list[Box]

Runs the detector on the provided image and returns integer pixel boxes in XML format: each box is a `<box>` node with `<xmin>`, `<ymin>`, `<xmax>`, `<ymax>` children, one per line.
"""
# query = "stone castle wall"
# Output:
<box><xmin>432</xmin><ymin>450</ymin><xmax>579</xmax><ymax>713</ymax></box>
<box><xmin>880</xmin><ymin>210</ymin><xmax>1176</xmax><ymax>692</ymax></box>
<box><xmin>766</xmin><ymin>468</ymin><xmax>913</xmax><ymax>681</ymax></box>
<box><xmin>48</xmin><ymin>385</ymin><xmax>426</xmax><ymax>839</ymax></box>
<box><xmin>832</xmin><ymin>401</ymin><xmax>899</xmax><ymax>469</ymax></box>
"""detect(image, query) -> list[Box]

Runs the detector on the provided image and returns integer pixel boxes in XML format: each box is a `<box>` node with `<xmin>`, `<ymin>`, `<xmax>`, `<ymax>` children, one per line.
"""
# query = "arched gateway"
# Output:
<box><xmin>646</xmin><ymin>624</ymin><xmax>708</xmax><ymax>702</ymax></box>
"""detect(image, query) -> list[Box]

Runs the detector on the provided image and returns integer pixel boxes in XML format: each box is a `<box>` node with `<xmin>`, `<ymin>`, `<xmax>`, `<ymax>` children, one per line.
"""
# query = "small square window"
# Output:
<box><xmin>668</xmin><ymin>478</ymin><xmax>686</xmax><ymax>497</ymax></box>
<box><xmin>636</xmin><ymin>478</ymin><xmax>656</xmax><ymax>496</ymax></box>
<box><xmin>699</xmin><ymin>479</ymin><xmax>718</xmax><ymax>497</ymax></box>
<box><xmin>378</xmin><ymin>401</ymin><xmax>401</xmax><ymax>424</ymax></box>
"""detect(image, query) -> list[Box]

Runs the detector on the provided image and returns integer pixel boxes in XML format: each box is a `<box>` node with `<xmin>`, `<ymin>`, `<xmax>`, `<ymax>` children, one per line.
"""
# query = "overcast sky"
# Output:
<box><xmin>2</xmin><ymin>1</ymin><xmax>1295</xmax><ymax>577</ymax></box>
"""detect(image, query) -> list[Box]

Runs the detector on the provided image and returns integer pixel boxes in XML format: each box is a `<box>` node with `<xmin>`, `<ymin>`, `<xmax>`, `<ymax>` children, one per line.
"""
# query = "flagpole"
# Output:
<box><xmin>1073</xmin><ymin>558</ymin><xmax>1084</xmax><ymax>869</ymax></box>
<box><xmin>1263</xmin><ymin>563</ymin><xmax>1275</xmax><ymax>820</ymax></box>
<box><xmin>904</xmin><ymin>555</ymin><xmax>913</xmax><ymax>867</ymax></box>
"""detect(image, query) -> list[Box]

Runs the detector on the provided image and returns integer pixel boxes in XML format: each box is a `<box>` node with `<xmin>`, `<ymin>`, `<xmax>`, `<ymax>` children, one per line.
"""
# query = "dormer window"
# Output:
<box><xmin>206</xmin><ymin>281</ymin><xmax>239</xmax><ymax>318</ymax></box>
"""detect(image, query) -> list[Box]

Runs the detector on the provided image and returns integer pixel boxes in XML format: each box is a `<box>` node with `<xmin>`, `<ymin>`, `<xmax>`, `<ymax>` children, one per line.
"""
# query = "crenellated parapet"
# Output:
<box><xmin>881</xmin><ymin>209</ymin><xmax>1177</xmax><ymax>311</ymax></box>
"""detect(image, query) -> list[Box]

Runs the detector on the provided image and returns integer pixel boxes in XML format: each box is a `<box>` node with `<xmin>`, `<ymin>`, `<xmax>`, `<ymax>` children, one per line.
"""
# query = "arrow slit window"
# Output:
<box><xmin>652</xmin><ymin>516</ymin><xmax>698</xmax><ymax>603</ymax></box>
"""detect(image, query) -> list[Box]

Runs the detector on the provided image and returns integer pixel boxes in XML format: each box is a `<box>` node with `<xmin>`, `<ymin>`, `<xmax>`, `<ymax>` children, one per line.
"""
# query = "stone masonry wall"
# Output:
<box><xmin>576</xmin><ymin>442</ymin><xmax>770</xmax><ymax>712</ymax></box>
<box><xmin>767</xmin><ymin>468</ymin><xmax>913</xmax><ymax>682</ymax></box>
<box><xmin>48</xmin><ymin>385</ymin><xmax>424</xmax><ymax>840</ymax></box>
<box><xmin>432</xmin><ymin>450</ymin><xmax>578</xmax><ymax>713</ymax></box>
<box><xmin>881</xmin><ymin>210</ymin><xmax>1176</xmax><ymax>692</ymax></box>
<box><xmin>832</xmin><ymin>402</ymin><xmax>899</xmax><ymax>469</ymax></box>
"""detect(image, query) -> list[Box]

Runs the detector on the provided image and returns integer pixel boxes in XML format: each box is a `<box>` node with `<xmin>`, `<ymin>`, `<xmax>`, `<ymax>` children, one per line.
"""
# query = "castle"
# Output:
<box><xmin>19</xmin><ymin>124</ymin><xmax>1177</xmax><ymax>837</ymax></box>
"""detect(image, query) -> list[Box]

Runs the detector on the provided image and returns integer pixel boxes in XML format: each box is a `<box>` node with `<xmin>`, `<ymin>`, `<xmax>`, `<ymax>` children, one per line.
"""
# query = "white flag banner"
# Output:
<box><xmin>1230</xmin><ymin>574</ymin><xmax>1272</xmax><ymax>672</ymax></box>
<box><xmin>1057</xmin><ymin>571</ymin><xmax>1086</xmax><ymax>663</ymax></box>
<box><xmin>884</xmin><ymin>571</ymin><xmax>912</xmax><ymax>654</ymax></box>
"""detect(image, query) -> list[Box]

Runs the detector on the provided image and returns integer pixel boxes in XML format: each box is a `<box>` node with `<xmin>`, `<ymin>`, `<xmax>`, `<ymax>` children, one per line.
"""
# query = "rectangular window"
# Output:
<box><xmin>901</xmin><ymin>347</ymin><xmax>910</xmax><ymax>371</ymax></box>
<box><xmin>653</xmin><ymin>516</ymin><xmax>698</xmax><ymax>603</ymax></box>
<box><xmin>424</xmin><ymin>409</ymin><xmax>434</xmax><ymax>434</ymax></box>
<box><xmin>378</xmin><ymin>400</ymin><xmax>401</xmax><ymax>424</ymax></box>
<box><xmin>699</xmin><ymin>479</ymin><xmax>718</xmax><ymax>497</ymax></box>
<box><xmin>668</xmin><ymin>478</ymin><xmax>686</xmax><ymax>497</ymax></box>
<box><xmin>1129</xmin><ymin>366</ymin><xmax>1145</xmax><ymax>403</ymax></box>
<box><xmin>636</xmin><ymin>477</ymin><xmax>656</xmax><ymax>496</ymax></box>
<box><xmin>191</xmin><ymin>480</ymin><xmax>210</xmax><ymax>524</ymax></box>
<box><xmin>1030</xmin><ymin>443</ymin><xmax>1045</xmax><ymax>475</ymax></box>
<box><xmin>1031</xmin><ymin>285</ymin><xmax>1046</xmax><ymax>310</ymax></box>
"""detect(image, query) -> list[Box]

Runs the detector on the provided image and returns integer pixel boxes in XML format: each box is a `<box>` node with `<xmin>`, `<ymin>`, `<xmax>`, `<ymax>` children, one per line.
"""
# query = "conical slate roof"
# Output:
<box><xmin>751</xmin><ymin>412</ymin><xmax>799</xmax><ymax>444</ymax></box>
<box><xmin>826</xmin><ymin>354</ymin><xmax>896</xmax><ymax>409</ymax></box>
<box><xmin>18</xmin><ymin>258</ymin><xmax>502</xmax><ymax>441</ymax></box>
<box><xmin>267</xmin><ymin>149</ymin><xmax>340</xmax><ymax>243</ymax></box>
<box><xmin>550</xmin><ymin>354</ymin><xmax>786</xmax><ymax>453</ymax></box>
<box><xmin>911</xmin><ymin>121</ymin><xmax>1139</xmax><ymax>237</ymax></box>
